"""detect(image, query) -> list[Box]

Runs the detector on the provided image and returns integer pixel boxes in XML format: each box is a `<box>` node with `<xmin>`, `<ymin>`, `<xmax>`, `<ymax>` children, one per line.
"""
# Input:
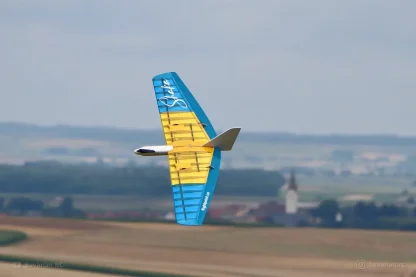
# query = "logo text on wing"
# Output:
<box><xmin>201</xmin><ymin>192</ymin><xmax>210</xmax><ymax>211</ymax></box>
<box><xmin>158</xmin><ymin>79</ymin><xmax>188</xmax><ymax>108</ymax></box>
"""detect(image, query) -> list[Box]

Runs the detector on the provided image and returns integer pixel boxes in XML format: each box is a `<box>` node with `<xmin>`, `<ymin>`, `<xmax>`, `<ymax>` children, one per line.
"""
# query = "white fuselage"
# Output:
<box><xmin>134</xmin><ymin>145</ymin><xmax>173</xmax><ymax>156</ymax></box>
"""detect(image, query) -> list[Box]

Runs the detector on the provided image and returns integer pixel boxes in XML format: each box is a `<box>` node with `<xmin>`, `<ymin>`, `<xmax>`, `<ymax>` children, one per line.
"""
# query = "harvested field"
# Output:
<box><xmin>0</xmin><ymin>217</ymin><xmax>415</xmax><ymax>277</ymax></box>
<box><xmin>0</xmin><ymin>217</ymin><xmax>112</xmax><ymax>237</ymax></box>
<box><xmin>0</xmin><ymin>217</ymin><xmax>109</xmax><ymax>230</ymax></box>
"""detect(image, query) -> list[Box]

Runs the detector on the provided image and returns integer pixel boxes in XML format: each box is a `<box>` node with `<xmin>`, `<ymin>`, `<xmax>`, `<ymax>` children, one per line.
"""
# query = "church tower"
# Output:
<box><xmin>285</xmin><ymin>170</ymin><xmax>298</xmax><ymax>214</ymax></box>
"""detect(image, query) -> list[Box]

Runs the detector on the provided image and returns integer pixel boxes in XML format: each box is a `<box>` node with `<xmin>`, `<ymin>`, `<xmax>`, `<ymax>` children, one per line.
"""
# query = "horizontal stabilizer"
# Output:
<box><xmin>202</xmin><ymin>127</ymin><xmax>241</xmax><ymax>151</ymax></box>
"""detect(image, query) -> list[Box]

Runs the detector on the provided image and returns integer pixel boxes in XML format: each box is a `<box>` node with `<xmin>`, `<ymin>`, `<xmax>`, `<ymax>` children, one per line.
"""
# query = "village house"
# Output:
<box><xmin>208</xmin><ymin>170</ymin><xmax>318</xmax><ymax>226</ymax></box>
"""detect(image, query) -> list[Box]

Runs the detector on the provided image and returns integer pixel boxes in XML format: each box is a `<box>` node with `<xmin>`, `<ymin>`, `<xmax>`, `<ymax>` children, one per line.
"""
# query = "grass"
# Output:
<box><xmin>0</xmin><ymin>254</ymin><xmax>193</xmax><ymax>277</ymax></box>
<box><xmin>0</xmin><ymin>230</ymin><xmax>28</xmax><ymax>246</ymax></box>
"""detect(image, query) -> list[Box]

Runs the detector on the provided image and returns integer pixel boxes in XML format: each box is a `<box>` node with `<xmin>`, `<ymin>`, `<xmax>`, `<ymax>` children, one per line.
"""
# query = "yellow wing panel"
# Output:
<box><xmin>160</xmin><ymin>111</ymin><xmax>209</xmax><ymax>143</ymax></box>
<box><xmin>159</xmin><ymin>111</ymin><xmax>213</xmax><ymax>186</ymax></box>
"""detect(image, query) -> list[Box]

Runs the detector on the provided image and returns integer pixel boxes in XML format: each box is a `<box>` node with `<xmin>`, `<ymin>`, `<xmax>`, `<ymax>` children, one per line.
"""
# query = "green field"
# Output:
<box><xmin>0</xmin><ymin>230</ymin><xmax>27</xmax><ymax>246</ymax></box>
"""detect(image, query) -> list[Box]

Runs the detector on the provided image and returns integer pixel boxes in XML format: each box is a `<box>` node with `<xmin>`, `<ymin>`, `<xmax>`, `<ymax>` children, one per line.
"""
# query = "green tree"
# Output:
<box><xmin>312</xmin><ymin>199</ymin><xmax>340</xmax><ymax>227</ymax></box>
<box><xmin>0</xmin><ymin>163</ymin><xmax>286</xmax><ymax>197</ymax></box>
<box><xmin>59</xmin><ymin>197</ymin><xmax>74</xmax><ymax>217</ymax></box>
<box><xmin>4</xmin><ymin>197</ymin><xmax>43</xmax><ymax>214</ymax></box>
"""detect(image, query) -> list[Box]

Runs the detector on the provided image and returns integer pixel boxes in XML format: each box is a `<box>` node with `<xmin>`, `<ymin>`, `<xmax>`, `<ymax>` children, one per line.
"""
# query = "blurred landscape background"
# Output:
<box><xmin>0</xmin><ymin>122</ymin><xmax>415</xmax><ymax>277</ymax></box>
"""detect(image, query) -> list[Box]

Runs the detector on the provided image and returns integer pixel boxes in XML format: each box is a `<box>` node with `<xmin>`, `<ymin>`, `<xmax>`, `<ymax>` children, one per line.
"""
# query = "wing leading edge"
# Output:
<box><xmin>152</xmin><ymin>72</ymin><xmax>221</xmax><ymax>225</ymax></box>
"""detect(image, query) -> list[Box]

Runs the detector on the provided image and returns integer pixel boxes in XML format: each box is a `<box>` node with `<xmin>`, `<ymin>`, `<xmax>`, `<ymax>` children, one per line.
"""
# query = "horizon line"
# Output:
<box><xmin>0</xmin><ymin>120</ymin><xmax>413</xmax><ymax>138</ymax></box>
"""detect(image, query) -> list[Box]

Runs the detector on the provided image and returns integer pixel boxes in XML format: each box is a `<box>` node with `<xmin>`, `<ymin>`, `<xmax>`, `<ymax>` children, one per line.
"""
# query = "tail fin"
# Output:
<box><xmin>202</xmin><ymin>128</ymin><xmax>241</xmax><ymax>151</ymax></box>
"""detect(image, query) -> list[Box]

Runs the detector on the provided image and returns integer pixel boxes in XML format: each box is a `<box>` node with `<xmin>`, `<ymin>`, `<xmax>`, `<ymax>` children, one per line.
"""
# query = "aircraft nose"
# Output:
<box><xmin>134</xmin><ymin>148</ymin><xmax>155</xmax><ymax>155</ymax></box>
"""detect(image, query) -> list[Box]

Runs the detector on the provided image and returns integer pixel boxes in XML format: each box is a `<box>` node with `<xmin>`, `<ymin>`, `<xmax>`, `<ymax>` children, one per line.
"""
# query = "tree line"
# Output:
<box><xmin>310</xmin><ymin>199</ymin><xmax>416</xmax><ymax>231</ymax></box>
<box><xmin>0</xmin><ymin>196</ymin><xmax>85</xmax><ymax>218</ymax></box>
<box><xmin>0</xmin><ymin>161</ymin><xmax>286</xmax><ymax>196</ymax></box>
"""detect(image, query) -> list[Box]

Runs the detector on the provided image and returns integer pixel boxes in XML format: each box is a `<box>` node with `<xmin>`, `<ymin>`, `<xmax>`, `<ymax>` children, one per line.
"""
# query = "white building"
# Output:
<box><xmin>285</xmin><ymin>171</ymin><xmax>298</xmax><ymax>214</ymax></box>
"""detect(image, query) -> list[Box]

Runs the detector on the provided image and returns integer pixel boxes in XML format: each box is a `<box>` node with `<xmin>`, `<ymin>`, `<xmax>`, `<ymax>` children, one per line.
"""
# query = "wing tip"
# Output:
<box><xmin>152</xmin><ymin>71</ymin><xmax>178</xmax><ymax>80</ymax></box>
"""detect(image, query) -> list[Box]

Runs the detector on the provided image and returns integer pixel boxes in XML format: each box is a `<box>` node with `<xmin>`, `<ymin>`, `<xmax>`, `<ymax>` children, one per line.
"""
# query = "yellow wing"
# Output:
<box><xmin>161</xmin><ymin>112</ymin><xmax>213</xmax><ymax>185</ymax></box>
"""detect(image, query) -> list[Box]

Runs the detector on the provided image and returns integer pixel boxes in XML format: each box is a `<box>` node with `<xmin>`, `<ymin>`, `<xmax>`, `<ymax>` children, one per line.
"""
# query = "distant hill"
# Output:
<box><xmin>2</xmin><ymin>121</ymin><xmax>416</xmax><ymax>146</ymax></box>
<box><xmin>1</xmin><ymin>121</ymin><xmax>416</xmax><ymax>173</ymax></box>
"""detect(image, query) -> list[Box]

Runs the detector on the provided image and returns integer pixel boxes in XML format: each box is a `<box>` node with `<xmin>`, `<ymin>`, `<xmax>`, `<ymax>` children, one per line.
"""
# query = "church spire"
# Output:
<box><xmin>288</xmin><ymin>170</ymin><xmax>298</xmax><ymax>192</ymax></box>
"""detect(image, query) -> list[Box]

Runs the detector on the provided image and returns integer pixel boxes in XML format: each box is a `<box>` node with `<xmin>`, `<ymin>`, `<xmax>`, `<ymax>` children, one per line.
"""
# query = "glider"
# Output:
<box><xmin>134</xmin><ymin>72</ymin><xmax>241</xmax><ymax>226</ymax></box>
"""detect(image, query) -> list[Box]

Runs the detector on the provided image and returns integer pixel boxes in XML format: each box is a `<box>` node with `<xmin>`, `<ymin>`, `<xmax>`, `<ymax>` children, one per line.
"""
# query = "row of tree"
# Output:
<box><xmin>0</xmin><ymin>196</ymin><xmax>85</xmax><ymax>218</ymax></box>
<box><xmin>0</xmin><ymin>161</ymin><xmax>286</xmax><ymax>196</ymax></box>
<box><xmin>311</xmin><ymin>200</ymin><xmax>416</xmax><ymax>231</ymax></box>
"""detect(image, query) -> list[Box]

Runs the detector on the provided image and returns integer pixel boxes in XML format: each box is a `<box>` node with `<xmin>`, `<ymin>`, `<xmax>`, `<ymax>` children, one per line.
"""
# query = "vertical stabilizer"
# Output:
<box><xmin>202</xmin><ymin>128</ymin><xmax>241</xmax><ymax>151</ymax></box>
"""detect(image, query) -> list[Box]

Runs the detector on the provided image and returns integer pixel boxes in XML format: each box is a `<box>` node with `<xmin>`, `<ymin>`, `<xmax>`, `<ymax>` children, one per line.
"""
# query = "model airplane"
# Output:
<box><xmin>134</xmin><ymin>72</ymin><xmax>241</xmax><ymax>226</ymax></box>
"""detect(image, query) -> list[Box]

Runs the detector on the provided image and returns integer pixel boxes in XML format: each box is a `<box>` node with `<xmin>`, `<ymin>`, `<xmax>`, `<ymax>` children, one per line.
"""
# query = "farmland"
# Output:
<box><xmin>1</xmin><ymin>180</ymin><xmax>413</xmax><ymax>214</ymax></box>
<box><xmin>0</xmin><ymin>217</ymin><xmax>415</xmax><ymax>277</ymax></box>
<box><xmin>2</xmin><ymin>122</ymin><xmax>416</xmax><ymax>178</ymax></box>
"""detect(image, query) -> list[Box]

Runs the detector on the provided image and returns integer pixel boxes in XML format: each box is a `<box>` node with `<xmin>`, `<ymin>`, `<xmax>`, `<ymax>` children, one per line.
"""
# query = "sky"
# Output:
<box><xmin>1</xmin><ymin>0</ymin><xmax>416</xmax><ymax>135</ymax></box>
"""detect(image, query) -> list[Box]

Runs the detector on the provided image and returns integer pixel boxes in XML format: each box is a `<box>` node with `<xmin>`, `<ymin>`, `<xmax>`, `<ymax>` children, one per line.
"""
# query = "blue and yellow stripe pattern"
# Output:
<box><xmin>152</xmin><ymin>72</ymin><xmax>221</xmax><ymax>226</ymax></box>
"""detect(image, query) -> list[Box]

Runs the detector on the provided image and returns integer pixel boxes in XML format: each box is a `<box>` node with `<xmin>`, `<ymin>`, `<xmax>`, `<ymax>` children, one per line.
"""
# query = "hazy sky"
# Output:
<box><xmin>1</xmin><ymin>1</ymin><xmax>416</xmax><ymax>135</ymax></box>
